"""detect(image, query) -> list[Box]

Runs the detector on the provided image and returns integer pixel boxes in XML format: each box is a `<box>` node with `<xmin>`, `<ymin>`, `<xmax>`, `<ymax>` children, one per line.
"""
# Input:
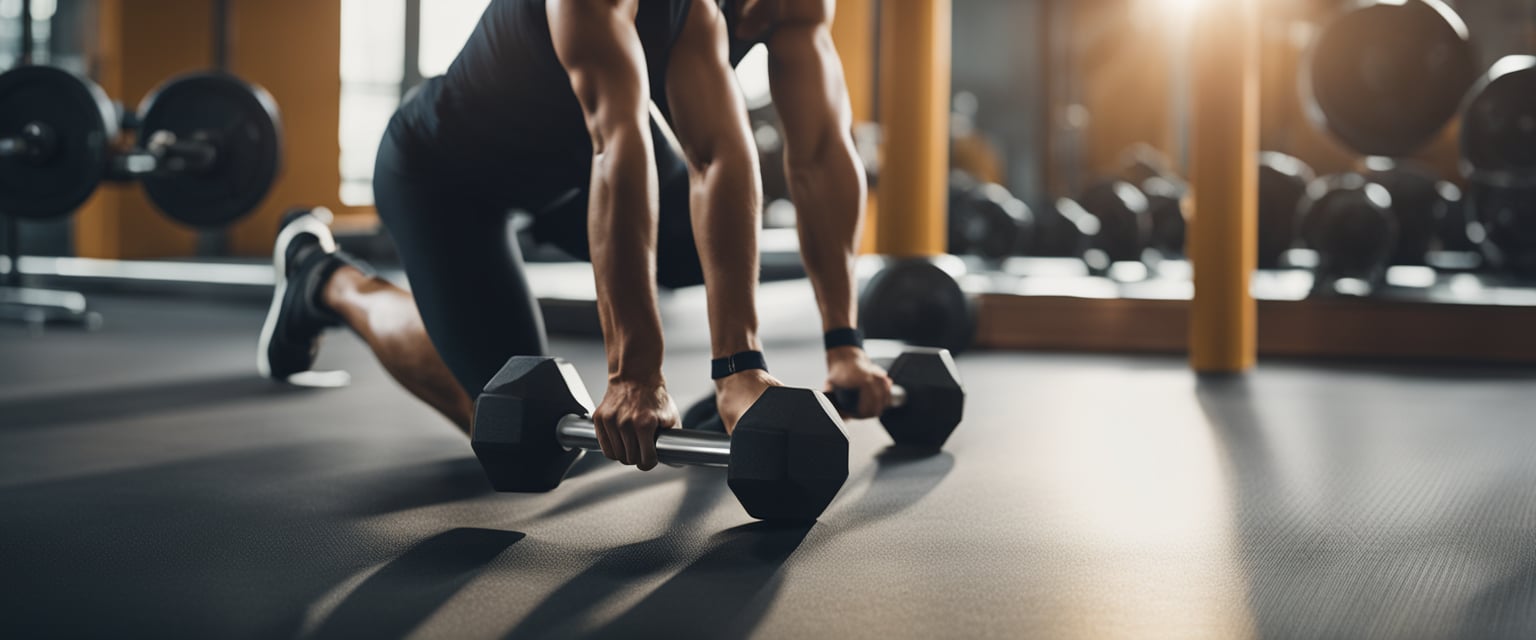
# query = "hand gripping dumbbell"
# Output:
<box><xmin>824</xmin><ymin>347</ymin><xmax>965</xmax><ymax>449</ymax></box>
<box><xmin>471</xmin><ymin>357</ymin><xmax>850</xmax><ymax>522</ymax></box>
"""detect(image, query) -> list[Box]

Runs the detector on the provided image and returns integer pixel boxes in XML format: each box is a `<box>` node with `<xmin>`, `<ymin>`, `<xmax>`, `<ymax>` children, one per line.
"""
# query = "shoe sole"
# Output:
<box><xmin>258</xmin><ymin>207</ymin><xmax>337</xmax><ymax>380</ymax></box>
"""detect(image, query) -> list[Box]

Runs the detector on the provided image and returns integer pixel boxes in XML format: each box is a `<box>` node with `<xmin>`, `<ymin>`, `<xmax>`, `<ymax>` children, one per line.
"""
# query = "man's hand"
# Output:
<box><xmin>715</xmin><ymin>369</ymin><xmax>782</xmax><ymax>434</ymax></box>
<box><xmin>592</xmin><ymin>378</ymin><xmax>679</xmax><ymax>471</ymax></box>
<box><xmin>825</xmin><ymin>346</ymin><xmax>891</xmax><ymax>419</ymax></box>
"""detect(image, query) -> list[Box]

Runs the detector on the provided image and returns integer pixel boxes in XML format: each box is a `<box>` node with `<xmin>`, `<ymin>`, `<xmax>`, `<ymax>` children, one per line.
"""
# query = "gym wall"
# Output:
<box><xmin>73</xmin><ymin>0</ymin><xmax>344</xmax><ymax>259</ymax></box>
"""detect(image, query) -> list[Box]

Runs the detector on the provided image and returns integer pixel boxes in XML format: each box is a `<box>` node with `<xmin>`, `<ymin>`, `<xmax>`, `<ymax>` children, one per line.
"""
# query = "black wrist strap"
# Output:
<box><xmin>711</xmin><ymin>351</ymin><xmax>769</xmax><ymax>380</ymax></box>
<box><xmin>823</xmin><ymin>327</ymin><xmax>864</xmax><ymax>351</ymax></box>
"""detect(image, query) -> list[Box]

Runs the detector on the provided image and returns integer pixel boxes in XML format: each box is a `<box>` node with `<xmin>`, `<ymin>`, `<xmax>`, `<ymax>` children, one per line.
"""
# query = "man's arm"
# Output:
<box><xmin>549</xmin><ymin>0</ymin><xmax>674</xmax><ymax>470</ymax></box>
<box><xmin>767</xmin><ymin>17</ymin><xmax>864</xmax><ymax>333</ymax></box>
<box><xmin>665</xmin><ymin>0</ymin><xmax>779</xmax><ymax>431</ymax></box>
<box><xmin>767</xmin><ymin>13</ymin><xmax>891</xmax><ymax>418</ymax></box>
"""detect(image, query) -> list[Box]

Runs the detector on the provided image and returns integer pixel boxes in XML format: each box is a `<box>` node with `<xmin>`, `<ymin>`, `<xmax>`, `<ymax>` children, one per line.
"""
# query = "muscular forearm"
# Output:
<box><xmin>589</xmin><ymin>126</ymin><xmax>666</xmax><ymax>384</ymax></box>
<box><xmin>788</xmin><ymin>136</ymin><xmax>866</xmax><ymax>332</ymax></box>
<box><xmin>690</xmin><ymin>145</ymin><xmax>765</xmax><ymax>357</ymax></box>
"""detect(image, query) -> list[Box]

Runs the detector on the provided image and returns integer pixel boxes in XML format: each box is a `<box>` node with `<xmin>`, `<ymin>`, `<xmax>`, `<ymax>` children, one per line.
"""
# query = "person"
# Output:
<box><xmin>259</xmin><ymin>0</ymin><xmax>890</xmax><ymax>472</ymax></box>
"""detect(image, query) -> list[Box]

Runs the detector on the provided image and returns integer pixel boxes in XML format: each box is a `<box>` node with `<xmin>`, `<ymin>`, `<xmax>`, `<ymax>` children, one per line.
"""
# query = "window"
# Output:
<box><xmin>337</xmin><ymin>0</ymin><xmax>490</xmax><ymax>206</ymax></box>
<box><xmin>338</xmin><ymin>0</ymin><xmax>404</xmax><ymax>205</ymax></box>
<box><xmin>419</xmin><ymin>0</ymin><xmax>489</xmax><ymax>78</ymax></box>
<box><xmin>0</xmin><ymin>0</ymin><xmax>58</xmax><ymax>68</ymax></box>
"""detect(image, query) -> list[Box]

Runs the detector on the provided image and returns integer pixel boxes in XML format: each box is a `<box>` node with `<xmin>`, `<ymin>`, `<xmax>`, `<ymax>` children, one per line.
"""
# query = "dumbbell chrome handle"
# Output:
<box><xmin>112</xmin><ymin>132</ymin><xmax>219</xmax><ymax>178</ymax></box>
<box><xmin>827</xmin><ymin>385</ymin><xmax>908</xmax><ymax>414</ymax></box>
<box><xmin>555</xmin><ymin>414</ymin><xmax>731</xmax><ymax>468</ymax></box>
<box><xmin>1</xmin><ymin>123</ymin><xmax>56</xmax><ymax>160</ymax></box>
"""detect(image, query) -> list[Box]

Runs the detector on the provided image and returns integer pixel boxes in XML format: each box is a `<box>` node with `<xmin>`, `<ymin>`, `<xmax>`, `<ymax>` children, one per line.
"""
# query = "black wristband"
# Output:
<box><xmin>711</xmin><ymin>351</ymin><xmax>769</xmax><ymax>380</ymax></box>
<box><xmin>823</xmin><ymin>327</ymin><xmax>864</xmax><ymax>351</ymax></box>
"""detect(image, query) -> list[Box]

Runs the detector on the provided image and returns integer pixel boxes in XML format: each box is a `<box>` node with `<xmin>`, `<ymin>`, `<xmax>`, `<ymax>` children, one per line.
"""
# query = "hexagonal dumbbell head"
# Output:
<box><xmin>727</xmin><ymin>387</ymin><xmax>850</xmax><ymax>521</ymax></box>
<box><xmin>882</xmin><ymin>349</ymin><xmax>965</xmax><ymax>449</ymax></box>
<box><xmin>471</xmin><ymin>356</ymin><xmax>591</xmax><ymax>492</ymax></box>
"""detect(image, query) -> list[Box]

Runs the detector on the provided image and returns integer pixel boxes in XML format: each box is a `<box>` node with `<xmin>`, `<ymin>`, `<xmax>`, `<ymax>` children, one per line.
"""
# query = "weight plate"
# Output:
<box><xmin>1303</xmin><ymin>0</ymin><xmax>1477</xmax><ymax>157</ymax></box>
<box><xmin>1366</xmin><ymin>164</ymin><xmax>1445</xmax><ymax>266</ymax></box>
<box><xmin>1077</xmin><ymin>180</ymin><xmax>1150</xmax><ymax>263</ymax></box>
<box><xmin>1258</xmin><ymin>152</ymin><xmax>1315</xmax><ymax>269</ymax></box>
<box><xmin>1460</xmin><ymin>55</ymin><xmax>1536</xmax><ymax>179</ymax></box>
<box><xmin>859</xmin><ymin>258</ymin><xmax>974</xmax><ymax>354</ymax></box>
<box><xmin>1142</xmin><ymin>176</ymin><xmax>1187</xmax><ymax>256</ymax></box>
<box><xmin>1303</xmin><ymin>174</ymin><xmax>1398</xmax><ymax>279</ymax></box>
<box><xmin>137</xmin><ymin>73</ymin><xmax>282</xmax><ymax>228</ymax></box>
<box><xmin>0</xmin><ymin>66</ymin><xmax>117</xmax><ymax>219</ymax></box>
<box><xmin>1465</xmin><ymin>180</ymin><xmax>1536</xmax><ymax>275</ymax></box>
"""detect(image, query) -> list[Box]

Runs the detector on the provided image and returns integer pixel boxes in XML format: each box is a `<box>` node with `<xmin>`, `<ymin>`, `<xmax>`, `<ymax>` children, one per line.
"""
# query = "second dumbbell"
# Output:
<box><xmin>825</xmin><ymin>348</ymin><xmax>965</xmax><ymax>449</ymax></box>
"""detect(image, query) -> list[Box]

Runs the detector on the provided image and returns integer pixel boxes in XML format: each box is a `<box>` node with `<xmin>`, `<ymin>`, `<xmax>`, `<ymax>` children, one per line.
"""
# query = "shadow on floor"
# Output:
<box><xmin>1195</xmin><ymin>376</ymin><xmax>1536</xmax><ymax>638</ymax></box>
<box><xmin>343</xmin><ymin>456</ymin><xmax>496</xmax><ymax>516</ymax></box>
<box><xmin>309</xmin><ymin>528</ymin><xmax>526</xmax><ymax>640</ymax></box>
<box><xmin>0</xmin><ymin>442</ymin><xmax>425</xmax><ymax>638</ymax></box>
<box><xmin>532</xmin><ymin>460</ymin><xmax>690</xmax><ymax>521</ymax></box>
<box><xmin>500</xmin><ymin>472</ymin><xmax>734</xmax><ymax>638</ymax></box>
<box><xmin>1459</xmin><ymin>562</ymin><xmax>1536</xmax><ymax>639</ymax></box>
<box><xmin>587</xmin><ymin>522</ymin><xmax>814</xmax><ymax>640</ymax></box>
<box><xmin>831</xmin><ymin>446</ymin><xmax>955</xmax><ymax>532</ymax></box>
<box><xmin>0</xmin><ymin>374</ymin><xmax>311</xmax><ymax>430</ymax></box>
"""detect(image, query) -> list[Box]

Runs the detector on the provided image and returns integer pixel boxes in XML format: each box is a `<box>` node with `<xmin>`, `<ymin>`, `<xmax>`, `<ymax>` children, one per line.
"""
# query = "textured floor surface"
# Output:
<box><xmin>3</xmin><ymin>283</ymin><xmax>1536</xmax><ymax>639</ymax></box>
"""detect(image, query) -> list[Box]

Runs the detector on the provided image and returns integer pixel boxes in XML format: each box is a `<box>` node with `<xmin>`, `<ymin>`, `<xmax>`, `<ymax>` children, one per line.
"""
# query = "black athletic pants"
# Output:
<box><xmin>372</xmin><ymin>113</ymin><xmax>705</xmax><ymax>399</ymax></box>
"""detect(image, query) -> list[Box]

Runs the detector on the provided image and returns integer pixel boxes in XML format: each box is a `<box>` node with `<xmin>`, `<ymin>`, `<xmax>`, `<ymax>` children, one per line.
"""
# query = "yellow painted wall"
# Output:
<box><xmin>76</xmin><ymin>0</ymin><xmax>207</xmax><ymax>259</ymax></box>
<box><xmin>76</xmin><ymin>0</ymin><xmax>343</xmax><ymax>259</ymax></box>
<box><xmin>226</xmin><ymin>0</ymin><xmax>345</xmax><ymax>256</ymax></box>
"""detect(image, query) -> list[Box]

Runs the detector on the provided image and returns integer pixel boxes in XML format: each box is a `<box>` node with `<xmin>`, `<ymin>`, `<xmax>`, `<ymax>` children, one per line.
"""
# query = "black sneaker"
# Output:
<box><xmin>258</xmin><ymin>207</ymin><xmax>344</xmax><ymax>381</ymax></box>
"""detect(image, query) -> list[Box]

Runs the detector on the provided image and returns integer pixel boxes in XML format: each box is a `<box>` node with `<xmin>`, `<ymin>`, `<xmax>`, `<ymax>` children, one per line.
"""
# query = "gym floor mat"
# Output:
<box><xmin>3</xmin><ymin>290</ymin><xmax>1535</xmax><ymax>639</ymax></box>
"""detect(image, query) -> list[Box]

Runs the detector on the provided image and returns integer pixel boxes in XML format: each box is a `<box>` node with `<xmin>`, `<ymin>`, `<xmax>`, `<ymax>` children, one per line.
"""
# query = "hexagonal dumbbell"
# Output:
<box><xmin>826</xmin><ymin>347</ymin><xmax>965</xmax><ymax>449</ymax></box>
<box><xmin>471</xmin><ymin>356</ymin><xmax>850</xmax><ymax>521</ymax></box>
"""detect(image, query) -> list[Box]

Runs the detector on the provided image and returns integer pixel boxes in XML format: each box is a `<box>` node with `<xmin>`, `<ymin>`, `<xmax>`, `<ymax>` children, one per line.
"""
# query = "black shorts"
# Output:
<box><xmin>372</xmin><ymin>108</ymin><xmax>704</xmax><ymax>398</ymax></box>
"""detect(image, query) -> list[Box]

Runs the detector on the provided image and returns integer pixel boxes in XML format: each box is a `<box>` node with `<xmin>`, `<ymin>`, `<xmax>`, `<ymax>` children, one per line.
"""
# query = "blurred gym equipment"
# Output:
<box><xmin>1141</xmin><ymin>176</ymin><xmax>1187</xmax><ymax>257</ymax></box>
<box><xmin>1433</xmin><ymin>182</ymin><xmax>1481</xmax><ymax>255</ymax></box>
<box><xmin>0</xmin><ymin>65</ymin><xmax>282</xmax><ymax>329</ymax></box>
<box><xmin>0</xmin><ymin>66</ymin><xmax>118</xmax><ymax>219</ymax></box>
<box><xmin>0</xmin><ymin>66</ymin><xmax>115</xmax><ymax>328</ymax></box>
<box><xmin>1304</xmin><ymin>0</ymin><xmax>1477</xmax><ymax>157</ymax></box>
<box><xmin>947</xmin><ymin>175</ymin><xmax>1034</xmax><ymax>263</ymax></box>
<box><xmin>471</xmin><ymin>356</ymin><xmax>850</xmax><ymax>522</ymax></box>
<box><xmin>1257</xmin><ymin>152</ymin><xmax>1315</xmax><ymax>269</ymax></box>
<box><xmin>1465</xmin><ymin>181</ymin><xmax>1536</xmax><ymax>276</ymax></box>
<box><xmin>1076</xmin><ymin>180</ymin><xmax>1150</xmax><ymax>268</ymax></box>
<box><xmin>1364</xmin><ymin>162</ymin><xmax>1449</xmax><ymax>266</ymax></box>
<box><xmin>0</xmin><ymin>68</ymin><xmax>280</xmax><ymax>226</ymax></box>
<box><xmin>1460</xmin><ymin>55</ymin><xmax>1536</xmax><ymax>180</ymax></box>
<box><xmin>129</xmin><ymin>73</ymin><xmax>283</xmax><ymax>228</ymax></box>
<box><xmin>1031</xmin><ymin>197</ymin><xmax>1098</xmax><ymax>260</ymax></box>
<box><xmin>1301</xmin><ymin>174</ymin><xmax>1398</xmax><ymax>292</ymax></box>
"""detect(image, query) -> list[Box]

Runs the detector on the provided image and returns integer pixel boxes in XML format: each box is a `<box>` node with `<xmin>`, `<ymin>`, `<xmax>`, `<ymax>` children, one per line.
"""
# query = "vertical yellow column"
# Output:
<box><xmin>875</xmin><ymin>0</ymin><xmax>951</xmax><ymax>258</ymax></box>
<box><xmin>830</xmin><ymin>0</ymin><xmax>874</xmax><ymax>124</ymax></box>
<box><xmin>1188</xmin><ymin>0</ymin><xmax>1259</xmax><ymax>372</ymax></box>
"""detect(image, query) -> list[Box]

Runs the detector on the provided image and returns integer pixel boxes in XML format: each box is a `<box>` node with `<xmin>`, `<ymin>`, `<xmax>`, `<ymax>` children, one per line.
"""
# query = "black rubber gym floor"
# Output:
<box><xmin>4</xmin><ymin>284</ymin><xmax>1536</xmax><ymax>639</ymax></box>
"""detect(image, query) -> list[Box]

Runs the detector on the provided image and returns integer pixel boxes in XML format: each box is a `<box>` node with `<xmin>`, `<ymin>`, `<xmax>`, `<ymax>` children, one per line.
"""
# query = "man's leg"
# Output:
<box><xmin>261</xmin><ymin>138</ymin><xmax>550</xmax><ymax>435</ymax></box>
<box><xmin>320</xmin><ymin>265</ymin><xmax>475</xmax><ymax>431</ymax></box>
<box><xmin>260</xmin><ymin>207</ymin><xmax>480</xmax><ymax>432</ymax></box>
<box><xmin>363</xmin><ymin>150</ymin><xmax>550</xmax><ymax>436</ymax></box>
